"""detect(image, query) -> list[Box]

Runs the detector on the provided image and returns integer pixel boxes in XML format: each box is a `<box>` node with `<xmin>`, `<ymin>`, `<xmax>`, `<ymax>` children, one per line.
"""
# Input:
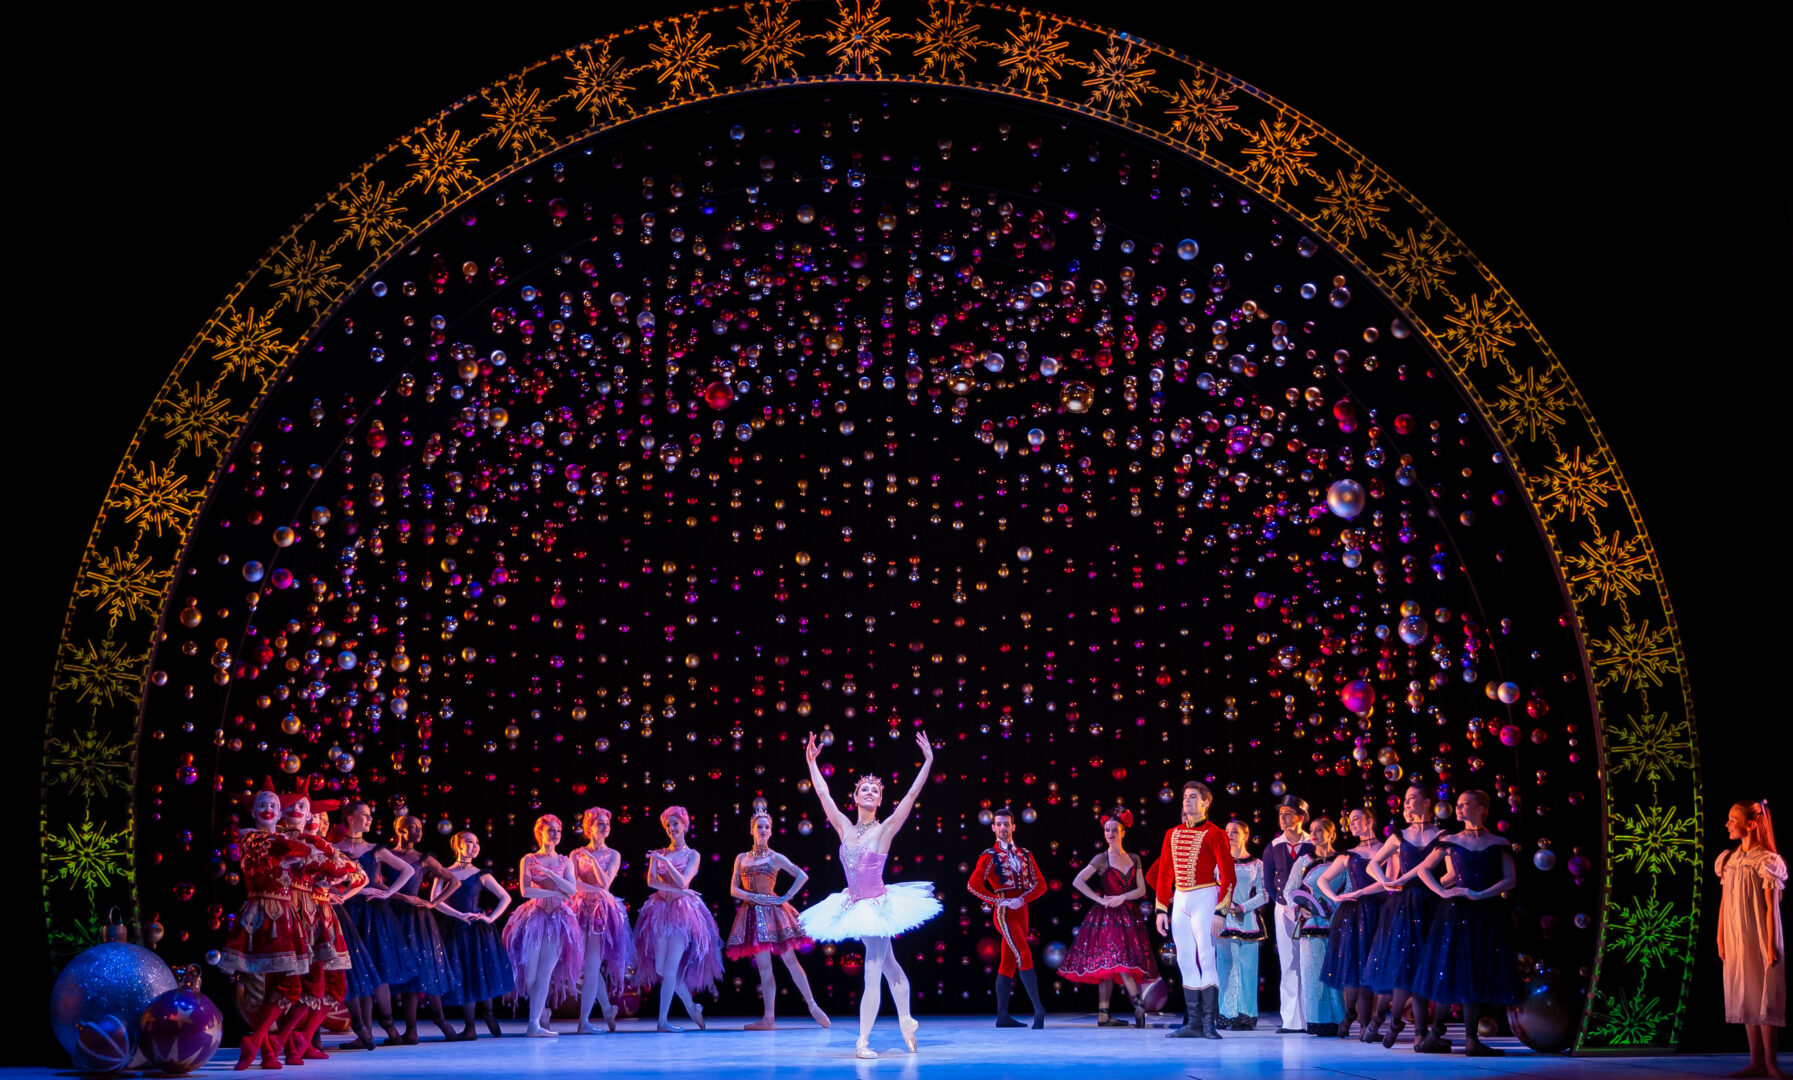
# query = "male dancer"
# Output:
<box><xmin>1153</xmin><ymin>781</ymin><xmax>1234</xmax><ymax>1039</ymax></box>
<box><xmin>968</xmin><ymin>807</ymin><xmax>1048</xmax><ymax>1028</ymax></box>
<box><xmin>1265</xmin><ymin>794</ymin><xmax>1314</xmax><ymax>1033</ymax></box>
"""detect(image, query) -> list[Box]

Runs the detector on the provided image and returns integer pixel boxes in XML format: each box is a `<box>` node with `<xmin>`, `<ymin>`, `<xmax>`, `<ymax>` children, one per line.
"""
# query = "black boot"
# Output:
<box><xmin>994</xmin><ymin>975</ymin><xmax>1024</xmax><ymax>1027</ymax></box>
<box><xmin>1167</xmin><ymin>990</ymin><xmax>1201</xmax><ymax>1038</ymax></box>
<box><xmin>1200</xmin><ymin>986</ymin><xmax>1223</xmax><ymax>1039</ymax></box>
<box><xmin>1017</xmin><ymin>969</ymin><xmax>1046</xmax><ymax>1029</ymax></box>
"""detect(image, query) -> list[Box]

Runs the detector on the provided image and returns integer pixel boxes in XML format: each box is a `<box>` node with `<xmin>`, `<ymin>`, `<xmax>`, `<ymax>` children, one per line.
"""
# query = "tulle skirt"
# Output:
<box><xmin>502</xmin><ymin>898</ymin><xmax>585</xmax><ymax>1004</ymax></box>
<box><xmin>441</xmin><ymin>916</ymin><xmax>516</xmax><ymax>1006</ymax></box>
<box><xmin>799</xmin><ymin>882</ymin><xmax>941</xmax><ymax>942</ymax></box>
<box><xmin>1320</xmin><ymin>895</ymin><xmax>1384</xmax><ymax>989</ymax></box>
<box><xmin>1411</xmin><ymin>897</ymin><xmax>1520</xmax><ymax>1005</ymax></box>
<box><xmin>571</xmin><ymin>888</ymin><xmax>635</xmax><ymax>989</ymax></box>
<box><xmin>1059</xmin><ymin>901</ymin><xmax>1155</xmax><ymax>983</ymax></box>
<box><xmin>338</xmin><ymin>908</ymin><xmax>383</xmax><ymax>1000</ymax></box>
<box><xmin>726</xmin><ymin>900</ymin><xmax>812</xmax><ymax>959</ymax></box>
<box><xmin>393</xmin><ymin>900</ymin><xmax>459</xmax><ymax>996</ymax></box>
<box><xmin>1362</xmin><ymin>887</ymin><xmax>1438</xmax><ymax>995</ymax></box>
<box><xmin>343</xmin><ymin>895</ymin><xmax>415</xmax><ymax>986</ymax></box>
<box><xmin>632</xmin><ymin>893</ymin><xmax>725</xmax><ymax>994</ymax></box>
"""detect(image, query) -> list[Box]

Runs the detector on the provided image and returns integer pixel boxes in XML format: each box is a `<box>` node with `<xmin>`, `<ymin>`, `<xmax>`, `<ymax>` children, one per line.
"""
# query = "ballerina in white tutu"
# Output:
<box><xmin>798</xmin><ymin>729</ymin><xmax>942</xmax><ymax>1059</ymax></box>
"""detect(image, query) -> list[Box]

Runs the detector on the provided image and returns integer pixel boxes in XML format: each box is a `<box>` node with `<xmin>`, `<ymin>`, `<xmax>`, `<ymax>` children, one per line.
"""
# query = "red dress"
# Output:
<box><xmin>1060</xmin><ymin>853</ymin><xmax>1156</xmax><ymax>984</ymax></box>
<box><xmin>289</xmin><ymin>833</ymin><xmax>366</xmax><ymax>1006</ymax></box>
<box><xmin>219</xmin><ymin>829</ymin><xmax>316</xmax><ymax>977</ymax></box>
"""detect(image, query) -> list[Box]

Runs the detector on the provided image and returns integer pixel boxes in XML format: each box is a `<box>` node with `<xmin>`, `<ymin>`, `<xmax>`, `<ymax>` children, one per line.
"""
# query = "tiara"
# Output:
<box><xmin>855</xmin><ymin>774</ymin><xmax>885</xmax><ymax>789</ymax></box>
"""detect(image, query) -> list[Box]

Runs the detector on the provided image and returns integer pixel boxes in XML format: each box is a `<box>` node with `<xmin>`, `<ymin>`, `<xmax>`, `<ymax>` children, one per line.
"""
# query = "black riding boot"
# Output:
<box><xmin>1167</xmin><ymin>989</ymin><xmax>1201</xmax><ymax>1038</ymax></box>
<box><xmin>1017</xmin><ymin>969</ymin><xmax>1046</xmax><ymax>1029</ymax></box>
<box><xmin>1200</xmin><ymin>986</ymin><xmax>1223</xmax><ymax>1039</ymax></box>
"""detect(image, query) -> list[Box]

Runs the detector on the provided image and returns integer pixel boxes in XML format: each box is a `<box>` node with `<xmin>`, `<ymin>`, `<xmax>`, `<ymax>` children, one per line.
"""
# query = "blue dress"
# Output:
<box><xmin>1361</xmin><ymin>835</ymin><xmax>1440</xmax><ymax>995</ymax></box>
<box><xmin>392</xmin><ymin>853</ymin><xmax>459</xmax><ymax>997</ymax></box>
<box><xmin>342</xmin><ymin>846</ymin><xmax>416</xmax><ymax>987</ymax></box>
<box><xmin>1290</xmin><ymin>857</ymin><xmax>1347</xmax><ymax>1026</ymax></box>
<box><xmin>1321</xmin><ymin>850</ymin><xmax>1386</xmax><ymax>989</ymax></box>
<box><xmin>1411</xmin><ymin>841</ymin><xmax>1521</xmax><ymax>1006</ymax></box>
<box><xmin>440</xmin><ymin>873</ymin><xmax>517</xmax><ymax>1006</ymax></box>
<box><xmin>338</xmin><ymin>902</ymin><xmax>383</xmax><ymax>1000</ymax></box>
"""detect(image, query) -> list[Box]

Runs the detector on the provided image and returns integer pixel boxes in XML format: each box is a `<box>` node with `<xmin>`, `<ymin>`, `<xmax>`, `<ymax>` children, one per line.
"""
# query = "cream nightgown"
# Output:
<box><xmin>1717</xmin><ymin>847</ymin><xmax>1787</xmax><ymax>1027</ymax></box>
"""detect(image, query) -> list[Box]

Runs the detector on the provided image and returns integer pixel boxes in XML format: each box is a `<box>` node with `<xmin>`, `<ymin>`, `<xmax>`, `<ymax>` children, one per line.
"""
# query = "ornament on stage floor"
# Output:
<box><xmin>137</xmin><ymin>966</ymin><xmax>223</xmax><ymax>1076</ymax></box>
<box><xmin>71</xmin><ymin>1014</ymin><xmax>135</xmax><ymax>1074</ymax></box>
<box><xmin>1506</xmin><ymin>965</ymin><xmax>1579</xmax><ymax>1053</ymax></box>
<box><xmin>50</xmin><ymin>934</ymin><xmax>176</xmax><ymax>1070</ymax></box>
<box><xmin>616</xmin><ymin>986</ymin><xmax>641</xmax><ymax>1018</ymax></box>
<box><xmin>1136</xmin><ymin>977</ymin><xmax>1171</xmax><ymax>1014</ymax></box>
<box><xmin>1042</xmin><ymin>941</ymin><xmax>1067</xmax><ymax>970</ymax></box>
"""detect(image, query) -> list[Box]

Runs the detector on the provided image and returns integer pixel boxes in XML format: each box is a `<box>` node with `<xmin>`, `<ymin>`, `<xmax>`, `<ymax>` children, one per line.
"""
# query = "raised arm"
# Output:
<box><xmin>878</xmin><ymin>730</ymin><xmax>935</xmax><ymax>844</ymax></box>
<box><xmin>804</xmin><ymin>732</ymin><xmax>854</xmax><ymax>840</ymax></box>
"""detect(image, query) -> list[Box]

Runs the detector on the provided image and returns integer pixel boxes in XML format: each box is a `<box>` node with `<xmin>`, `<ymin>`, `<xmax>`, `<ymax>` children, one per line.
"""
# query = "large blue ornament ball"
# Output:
<box><xmin>1506</xmin><ymin>976</ymin><xmax>1579</xmax><ymax>1053</ymax></box>
<box><xmin>50</xmin><ymin>943</ymin><xmax>176</xmax><ymax>1068</ymax></box>
<box><xmin>139</xmin><ymin>987</ymin><xmax>224</xmax><ymax>1075</ymax></box>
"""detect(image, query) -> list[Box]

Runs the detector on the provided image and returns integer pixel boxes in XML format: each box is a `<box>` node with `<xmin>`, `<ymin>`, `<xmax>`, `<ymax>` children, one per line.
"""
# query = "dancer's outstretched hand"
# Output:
<box><xmin>805</xmin><ymin>731</ymin><xmax>823</xmax><ymax>763</ymax></box>
<box><xmin>915</xmin><ymin>729</ymin><xmax>934</xmax><ymax>763</ymax></box>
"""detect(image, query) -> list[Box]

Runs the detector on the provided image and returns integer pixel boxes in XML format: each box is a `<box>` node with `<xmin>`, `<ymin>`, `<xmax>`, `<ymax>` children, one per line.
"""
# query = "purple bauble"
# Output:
<box><xmin>138</xmin><ymin>988</ymin><xmax>224</xmax><ymax>1076</ymax></box>
<box><xmin>71</xmin><ymin>1015</ymin><xmax>134</xmax><ymax>1074</ymax></box>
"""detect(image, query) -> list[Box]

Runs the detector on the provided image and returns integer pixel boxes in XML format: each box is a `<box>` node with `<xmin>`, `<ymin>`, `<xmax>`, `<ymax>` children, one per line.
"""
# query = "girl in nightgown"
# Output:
<box><xmin>1719</xmin><ymin>799</ymin><xmax>1785</xmax><ymax>1079</ymax></box>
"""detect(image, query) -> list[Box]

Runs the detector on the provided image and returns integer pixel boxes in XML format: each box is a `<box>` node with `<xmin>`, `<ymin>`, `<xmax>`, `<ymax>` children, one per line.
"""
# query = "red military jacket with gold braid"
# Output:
<box><xmin>1151</xmin><ymin>821</ymin><xmax>1234</xmax><ymax>909</ymax></box>
<box><xmin>968</xmin><ymin>842</ymin><xmax>1047</xmax><ymax>904</ymax></box>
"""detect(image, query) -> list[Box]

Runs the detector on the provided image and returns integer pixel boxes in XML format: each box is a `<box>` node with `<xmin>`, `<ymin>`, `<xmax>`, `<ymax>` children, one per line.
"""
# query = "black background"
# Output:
<box><xmin>12</xmin><ymin>5</ymin><xmax>1787</xmax><ymax>1062</ymax></box>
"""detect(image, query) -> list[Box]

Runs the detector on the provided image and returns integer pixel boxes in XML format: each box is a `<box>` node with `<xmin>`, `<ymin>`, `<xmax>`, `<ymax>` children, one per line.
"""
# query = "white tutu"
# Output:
<box><xmin>799</xmin><ymin>881</ymin><xmax>942</xmax><ymax>941</ymax></box>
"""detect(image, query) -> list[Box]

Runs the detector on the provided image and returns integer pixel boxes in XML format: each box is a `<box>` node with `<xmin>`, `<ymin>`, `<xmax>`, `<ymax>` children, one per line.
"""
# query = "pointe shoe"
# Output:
<box><xmin>1134</xmin><ymin>1002</ymin><xmax>1147</xmax><ymax>1028</ymax></box>
<box><xmin>1465</xmin><ymin>1038</ymin><xmax>1505</xmax><ymax>1057</ymax></box>
<box><xmin>1381</xmin><ymin>1018</ymin><xmax>1405</xmax><ymax>1049</ymax></box>
<box><xmin>604</xmin><ymin>1005</ymin><xmax>618</xmax><ymax>1034</ymax></box>
<box><xmin>743</xmin><ymin>1017</ymin><xmax>776</xmax><ymax>1031</ymax></box>
<box><xmin>806</xmin><ymin>1000</ymin><xmax>831</xmax><ymax>1028</ymax></box>
<box><xmin>855</xmin><ymin>1038</ymin><xmax>878</xmax><ymax>1059</ymax></box>
<box><xmin>484</xmin><ymin>1013</ymin><xmax>503</xmax><ymax>1039</ymax></box>
<box><xmin>575</xmin><ymin>1020</ymin><xmax>601</xmax><ymax>1034</ymax></box>
<box><xmin>524</xmin><ymin>1023</ymin><xmax>559</xmax><ymax>1038</ymax></box>
<box><xmin>656</xmin><ymin>1022</ymin><xmax>684</xmax><ymax>1033</ymax></box>
<box><xmin>260</xmin><ymin>1038</ymin><xmax>285</xmax><ymax>1070</ymax></box>
<box><xmin>692</xmin><ymin>1004</ymin><xmax>706</xmax><ymax>1031</ymax></box>
<box><xmin>900</xmin><ymin>1016</ymin><xmax>919</xmax><ymax>1053</ymax></box>
<box><xmin>447</xmin><ymin>1028</ymin><xmax>477</xmax><ymax>1042</ymax></box>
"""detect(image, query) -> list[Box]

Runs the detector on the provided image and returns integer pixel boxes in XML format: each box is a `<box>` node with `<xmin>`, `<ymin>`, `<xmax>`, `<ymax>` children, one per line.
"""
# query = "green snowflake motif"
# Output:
<box><xmin>47</xmin><ymin>905</ymin><xmax>109</xmax><ymax>967</ymax></box>
<box><xmin>46</xmin><ymin>727</ymin><xmax>132</xmax><ymax>801</ymax></box>
<box><xmin>46</xmin><ymin>815</ymin><xmax>131</xmax><ymax>892</ymax></box>
<box><xmin>1606</xmin><ymin>894</ymin><xmax>1691</xmax><ymax>972</ymax></box>
<box><xmin>1606</xmin><ymin>711</ymin><xmax>1694</xmax><ymax>785</ymax></box>
<box><xmin>1610</xmin><ymin>803</ymin><xmax>1698</xmax><ymax>875</ymax></box>
<box><xmin>1587</xmin><ymin>985</ymin><xmax>1669</xmax><ymax>1046</ymax></box>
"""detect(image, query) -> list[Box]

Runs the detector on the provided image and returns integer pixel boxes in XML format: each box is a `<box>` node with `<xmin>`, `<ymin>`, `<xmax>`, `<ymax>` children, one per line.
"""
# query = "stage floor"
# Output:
<box><xmin>6</xmin><ymin>1014</ymin><xmax>1743</xmax><ymax>1078</ymax></box>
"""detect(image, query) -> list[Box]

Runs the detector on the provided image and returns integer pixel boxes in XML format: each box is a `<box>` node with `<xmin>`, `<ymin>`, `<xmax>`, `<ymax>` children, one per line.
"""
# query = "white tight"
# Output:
<box><xmin>578</xmin><ymin>932</ymin><xmax>612</xmax><ymax>1023</ymax></box>
<box><xmin>521</xmin><ymin>934</ymin><xmax>563</xmax><ymax>1030</ymax></box>
<box><xmin>654</xmin><ymin>933</ymin><xmax>699</xmax><ymax>1024</ymax></box>
<box><xmin>752</xmin><ymin>950</ymin><xmax>818</xmax><ymax>1017</ymax></box>
<box><xmin>1169</xmin><ymin>887</ymin><xmax>1219</xmax><ymax>990</ymax></box>
<box><xmin>857</xmin><ymin>936</ymin><xmax>913</xmax><ymax>1042</ymax></box>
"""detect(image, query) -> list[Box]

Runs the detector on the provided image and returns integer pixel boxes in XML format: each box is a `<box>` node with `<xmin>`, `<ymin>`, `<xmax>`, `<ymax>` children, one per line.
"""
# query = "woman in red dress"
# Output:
<box><xmin>1061</xmin><ymin>810</ymin><xmax>1156</xmax><ymax>1026</ymax></box>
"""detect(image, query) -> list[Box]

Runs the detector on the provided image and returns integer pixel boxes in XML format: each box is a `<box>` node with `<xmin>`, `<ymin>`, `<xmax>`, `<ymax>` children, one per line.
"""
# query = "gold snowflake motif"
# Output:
<box><xmin>1313</xmin><ymin>167</ymin><xmax>1390</xmax><ymax>244</ymax></box>
<box><xmin>824</xmin><ymin>0</ymin><xmax>895</xmax><ymax>77</ymax></box>
<box><xmin>156</xmin><ymin>380</ymin><xmax>244</xmax><ymax>463</ymax></box>
<box><xmin>109</xmin><ymin>459</ymin><xmax>203</xmax><ymax>540</ymax></box>
<box><xmin>1077</xmin><ymin>34</ymin><xmax>1157</xmax><ymax>118</ymax></box>
<box><xmin>58</xmin><ymin>637</ymin><xmax>150</xmax><ymax>710</ymax></box>
<box><xmin>1494</xmin><ymin>365</ymin><xmax>1569</xmax><ymax>444</ymax></box>
<box><xmin>912</xmin><ymin>0</ymin><xmax>982</xmax><ymax>82</ymax></box>
<box><xmin>332</xmin><ymin>178</ymin><xmax>407</xmax><ymax>252</ymax></box>
<box><xmin>1165</xmin><ymin>73</ymin><xmax>1240</xmax><ymax>149</ymax></box>
<box><xmin>1380</xmin><ymin>225</ymin><xmax>1456</xmax><ymax>302</ymax></box>
<box><xmin>1591</xmin><ymin>618</ymin><xmax>1677</xmax><ymax>693</ymax></box>
<box><xmin>78</xmin><ymin>543</ymin><xmax>172</xmax><ymax>628</ymax></box>
<box><xmin>401</xmin><ymin>123</ymin><xmax>480</xmax><ymax>201</ymax></box>
<box><xmin>268</xmin><ymin>238</ymin><xmax>344</xmax><ymax>316</ymax></box>
<box><xmin>1240</xmin><ymin>112</ymin><xmax>1320</xmax><ymax>193</ymax></box>
<box><xmin>1536</xmin><ymin>444</ymin><xmax>1616</xmax><ymax>524</ymax></box>
<box><xmin>567</xmin><ymin>41</ymin><xmax>638</xmax><ymax>121</ymax></box>
<box><xmin>482</xmin><ymin>80</ymin><xmax>555</xmax><ymax>161</ymax></box>
<box><xmin>1606</xmin><ymin>711</ymin><xmax>1694</xmax><ymax>785</ymax></box>
<box><xmin>741</xmin><ymin>1</ymin><xmax>806</xmax><ymax>81</ymax></box>
<box><xmin>651</xmin><ymin>16</ymin><xmax>723</xmax><ymax>98</ymax></box>
<box><xmin>210</xmin><ymin>304</ymin><xmax>286</xmax><ymax>389</ymax></box>
<box><xmin>1442</xmin><ymin>290</ymin><xmax>1519</xmax><ymax>370</ymax></box>
<box><xmin>1610</xmin><ymin>802</ymin><xmax>1697</xmax><ymax>876</ymax></box>
<box><xmin>1564</xmin><ymin>530</ymin><xmax>1652</xmax><ymax>607</ymax></box>
<box><xmin>47</xmin><ymin>727</ymin><xmax>133</xmax><ymax>800</ymax></box>
<box><xmin>46</xmin><ymin>814</ymin><xmax>131</xmax><ymax>893</ymax></box>
<box><xmin>997</xmin><ymin>12</ymin><xmax>1068</xmax><ymax>93</ymax></box>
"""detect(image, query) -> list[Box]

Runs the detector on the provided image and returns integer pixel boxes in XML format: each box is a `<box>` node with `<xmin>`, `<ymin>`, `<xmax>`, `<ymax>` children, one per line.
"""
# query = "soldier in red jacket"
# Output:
<box><xmin>1152</xmin><ymin>781</ymin><xmax>1236</xmax><ymax>1039</ymax></box>
<box><xmin>968</xmin><ymin>808</ymin><xmax>1049</xmax><ymax>1028</ymax></box>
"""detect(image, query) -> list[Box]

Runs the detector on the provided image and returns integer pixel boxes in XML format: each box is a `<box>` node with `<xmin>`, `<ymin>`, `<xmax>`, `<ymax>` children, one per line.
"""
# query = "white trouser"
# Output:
<box><xmin>1169</xmin><ymin>887</ymin><xmax>1219</xmax><ymax>990</ymax></box>
<box><xmin>1274</xmin><ymin>902</ymin><xmax>1304</xmax><ymax>1029</ymax></box>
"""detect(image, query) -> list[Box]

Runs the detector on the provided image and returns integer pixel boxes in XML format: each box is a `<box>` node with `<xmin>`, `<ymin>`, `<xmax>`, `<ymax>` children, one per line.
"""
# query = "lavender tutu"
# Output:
<box><xmin>632</xmin><ymin>892</ymin><xmax>725</xmax><ymax>994</ymax></box>
<box><xmin>571</xmin><ymin>887</ymin><xmax>635</xmax><ymax>989</ymax></box>
<box><xmin>502</xmin><ymin>896</ymin><xmax>585</xmax><ymax>1004</ymax></box>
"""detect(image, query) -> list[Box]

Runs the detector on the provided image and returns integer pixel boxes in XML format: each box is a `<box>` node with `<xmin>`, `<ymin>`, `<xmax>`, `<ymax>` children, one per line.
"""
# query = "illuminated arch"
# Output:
<box><xmin>42</xmin><ymin>1</ymin><xmax>1697</xmax><ymax>1049</ymax></box>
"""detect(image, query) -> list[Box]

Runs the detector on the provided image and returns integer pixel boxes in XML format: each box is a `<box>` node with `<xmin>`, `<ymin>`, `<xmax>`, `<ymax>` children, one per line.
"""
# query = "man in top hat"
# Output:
<box><xmin>968</xmin><ymin>807</ymin><xmax>1049</xmax><ymax>1028</ymax></box>
<box><xmin>1264</xmin><ymin>794</ymin><xmax>1314</xmax><ymax>1033</ymax></box>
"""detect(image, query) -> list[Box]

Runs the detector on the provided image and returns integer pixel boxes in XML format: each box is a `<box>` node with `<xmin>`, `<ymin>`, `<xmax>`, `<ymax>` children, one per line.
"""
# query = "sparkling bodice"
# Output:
<box><xmin>1343</xmin><ymin>850</ymin><xmax>1375</xmax><ymax>892</ymax></box>
<box><xmin>395</xmin><ymin>852</ymin><xmax>428</xmax><ymax>897</ymax></box>
<box><xmin>1443</xmin><ymin>840</ymin><xmax>1508</xmax><ymax>892</ymax></box>
<box><xmin>573</xmin><ymin>846</ymin><xmax>618</xmax><ymax>890</ymax></box>
<box><xmin>447</xmin><ymin>871</ymin><xmax>486</xmax><ymax>910</ymax></box>
<box><xmin>739</xmin><ymin>853</ymin><xmax>780</xmax><ymax>895</ymax></box>
<box><xmin>841</xmin><ymin>843</ymin><xmax>888</xmax><ymax>902</ymax></box>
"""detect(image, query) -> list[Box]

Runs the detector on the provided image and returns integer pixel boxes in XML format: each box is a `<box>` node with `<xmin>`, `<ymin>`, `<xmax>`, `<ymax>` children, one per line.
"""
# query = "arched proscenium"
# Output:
<box><xmin>41</xmin><ymin>1</ymin><xmax>1695</xmax><ymax>1050</ymax></box>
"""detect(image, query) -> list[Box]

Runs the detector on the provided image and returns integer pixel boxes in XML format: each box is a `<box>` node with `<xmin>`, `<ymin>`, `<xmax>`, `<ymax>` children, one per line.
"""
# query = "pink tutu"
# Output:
<box><xmin>631</xmin><ymin>892</ymin><xmax>724</xmax><ymax>994</ymax></box>
<box><xmin>571</xmin><ymin>888</ymin><xmax>635</xmax><ymax>990</ymax></box>
<box><xmin>501</xmin><ymin>896</ymin><xmax>585</xmax><ymax>1004</ymax></box>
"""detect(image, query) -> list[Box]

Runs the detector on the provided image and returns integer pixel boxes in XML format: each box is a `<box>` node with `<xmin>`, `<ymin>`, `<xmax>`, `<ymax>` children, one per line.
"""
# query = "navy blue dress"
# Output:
<box><xmin>342</xmin><ymin>846</ymin><xmax>416</xmax><ymax>988</ymax></box>
<box><xmin>440</xmin><ymin>873</ymin><xmax>517</xmax><ymax>1006</ymax></box>
<box><xmin>1411</xmin><ymin>840</ymin><xmax>1521</xmax><ymax>1006</ymax></box>
<box><xmin>392</xmin><ymin>854</ymin><xmax>459</xmax><ymax>997</ymax></box>
<box><xmin>338</xmin><ymin>901</ymin><xmax>383</xmax><ymax>1000</ymax></box>
<box><xmin>1321</xmin><ymin>850</ymin><xmax>1386</xmax><ymax>989</ymax></box>
<box><xmin>1361</xmin><ymin>835</ymin><xmax>1441</xmax><ymax>995</ymax></box>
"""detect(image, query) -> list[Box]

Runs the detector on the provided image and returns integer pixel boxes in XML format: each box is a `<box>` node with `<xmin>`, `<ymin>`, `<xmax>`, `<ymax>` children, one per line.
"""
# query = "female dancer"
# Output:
<box><xmin>1285</xmin><ymin>817</ymin><xmax>1347</xmax><ymax>1036</ymax></box>
<box><xmin>1361</xmin><ymin>785</ymin><xmax>1444</xmax><ymax>1051</ymax></box>
<box><xmin>502</xmin><ymin>814</ymin><xmax>585</xmax><ymax>1037</ymax></box>
<box><xmin>633</xmin><ymin>806</ymin><xmax>726</xmax><ymax>1032</ymax></box>
<box><xmin>798</xmin><ymin>730</ymin><xmax>942</xmax><ymax>1059</ymax></box>
<box><xmin>332</xmin><ymin>802</ymin><xmax>415</xmax><ymax>1045</ymax></box>
<box><xmin>1717</xmin><ymin>798</ymin><xmax>1785</xmax><ymax>1079</ymax></box>
<box><xmin>432</xmin><ymin>831</ymin><xmax>514</xmax><ymax>1039</ymax></box>
<box><xmin>1411</xmin><ymin>790</ymin><xmax>1520</xmax><ymax>1055</ymax></box>
<box><xmin>1317</xmin><ymin>806</ymin><xmax>1389</xmax><ymax>1040</ymax></box>
<box><xmin>1061</xmin><ymin>810</ymin><xmax>1155</xmax><ymax>1027</ymax></box>
<box><xmin>1215</xmin><ymin>819</ymin><xmax>1269</xmax><ymax>1030</ymax></box>
<box><xmin>726</xmin><ymin>812</ymin><xmax>829</xmax><ymax>1029</ymax></box>
<box><xmin>388</xmin><ymin>815</ymin><xmax>459</xmax><ymax>1042</ymax></box>
<box><xmin>569</xmin><ymin>806</ymin><xmax>634</xmax><ymax>1034</ymax></box>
